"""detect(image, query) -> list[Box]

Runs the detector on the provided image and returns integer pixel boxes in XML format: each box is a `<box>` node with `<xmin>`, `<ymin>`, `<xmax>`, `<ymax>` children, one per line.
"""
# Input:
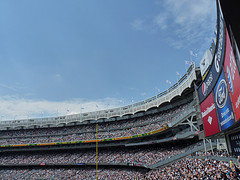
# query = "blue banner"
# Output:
<box><xmin>213</xmin><ymin>70</ymin><xmax>235</xmax><ymax>131</ymax></box>
<box><xmin>77</xmin><ymin>163</ymin><xmax>85</xmax><ymax>165</ymax></box>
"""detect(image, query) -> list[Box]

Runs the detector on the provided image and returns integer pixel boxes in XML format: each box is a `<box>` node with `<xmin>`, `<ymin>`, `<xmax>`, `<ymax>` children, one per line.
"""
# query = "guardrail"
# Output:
<box><xmin>149</xmin><ymin>142</ymin><xmax>217</xmax><ymax>169</ymax></box>
<box><xmin>168</xmin><ymin>107</ymin><xmax>196</xmax><ymax>127</ymax></box>
<box><xmin>190</xmin><ymin>155</ymin><xmax>237</xmax><ymax>164</ymax></box>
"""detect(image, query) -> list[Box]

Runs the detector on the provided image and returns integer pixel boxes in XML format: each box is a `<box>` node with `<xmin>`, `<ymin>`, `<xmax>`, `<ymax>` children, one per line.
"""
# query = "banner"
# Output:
<box><xmin>198</xmin><ymin>4</ymin><xmax>225</xmax><ymax>103</ymax></box>
<box><xmin>200</xmin><ymin>49</ymin><xmax>213</xmax><ymax>80</ymax></box>
<box><xmin>200</xmin><ymin>92</ymin><xmax>220</xmax><ymax>137</ymax></box>
<box><xmin>223</xmin><ymin>28</ymin><xmax>240</xmax><ymax>121</ymax></box>
<box><xmin>229</xmin><ymin>132</ymin><xmax>240</xmax><ymax>156</ymax></box>
<box><xmin>213</xmin><ymin>70</ymin><xmax>235</xmax><ymax>131</ymax></box>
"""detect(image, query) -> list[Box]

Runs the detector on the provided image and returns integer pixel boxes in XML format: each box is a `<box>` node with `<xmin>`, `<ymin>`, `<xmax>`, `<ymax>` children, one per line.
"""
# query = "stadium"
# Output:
<box><xmin>0</xmin><ymin>0</ymin><xmax>240</xmax><ymax>179</ymax></box>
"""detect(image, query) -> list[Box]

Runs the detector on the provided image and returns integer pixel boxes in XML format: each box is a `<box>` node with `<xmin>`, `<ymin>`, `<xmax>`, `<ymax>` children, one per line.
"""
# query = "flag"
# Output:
<box><xmin>176</xmin><ymin>71</ymin><xmax>181</xmax><ymax>77</ymax></box>
<box><xmin>185</xmin><ymin>60</ymin><xmax>192</xmax><ymax>65</ymax></box>
<box><xmin>155</xmin><ymin>87</ymin><xmax>160</xmax><ymax>92</ymax></box>
<box><xmin>190</xmin><ymin>50</ymin><xmax>197</xmax><ymax>57</ymax></box>
<box><xmin>131</xmin><ymin>97</ymin><xmax>134</xmax><ymax>103</ymax></box>
<box><xmin>166</xmin><ymin>80</ymin><xmax>171</xmax><ymax>84</ymax></box>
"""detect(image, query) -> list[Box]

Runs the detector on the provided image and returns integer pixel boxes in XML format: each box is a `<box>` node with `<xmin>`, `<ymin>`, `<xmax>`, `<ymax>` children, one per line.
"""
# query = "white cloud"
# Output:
<box><xmin>156</xmin><ymin>0</ymin><xmax>216</xmax><ymax>49</ymax></box>
<box><xmin>0</xmin><ymin>83</ymin><xmax>20</xmax><ymax>92</ymax></box>
<box><xmin>131</xmin><ymin>19</ymin><xmax>146</xmax><ymax>31</ymax></box>
<box><xmin>154</xmin><ymin>13</ymin><xmax>168</xmax><ymax>30</ymax></box>
<box><xmin>55</xmin><ymin>74</ymin><xmax>61</xmax><ymax>79</ymax></box>
<box><xmin>0</xmin><ymin>96</ymin><xmax>127</xmax><ymax>121</ymax></box>
<box><xmin>132</xmin><ymin>0</ymin><xmax>216</xmax><ymax>51</ymax></box>
<box><xmin>131</xmin><ymin>18</ymin><xmax>156</xmax><ymax>34</ymax></box>
<box><xmin>53</xmin><ymin>73</ymin><xmax>63</xmax><ymax>82</ymax></box>
<box><xmin>140</xmin><ymin>92</ymin><xmax>147</xmax><ymax>97</ymax></box>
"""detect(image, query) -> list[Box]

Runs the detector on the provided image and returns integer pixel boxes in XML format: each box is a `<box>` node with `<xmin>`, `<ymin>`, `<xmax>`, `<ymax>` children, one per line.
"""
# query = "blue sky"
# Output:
<box><xmin>0</xmin><ymin>0</ymin><xmax>216</xmax><ymax>120</ymax></box>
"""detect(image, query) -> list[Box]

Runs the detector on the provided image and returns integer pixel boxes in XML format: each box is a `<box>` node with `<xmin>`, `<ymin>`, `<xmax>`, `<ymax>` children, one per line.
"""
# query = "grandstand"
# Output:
<box><xmin>1</xmin><ymin>0</ymin><xmax>240</xmax><ymax>179</ymax></box>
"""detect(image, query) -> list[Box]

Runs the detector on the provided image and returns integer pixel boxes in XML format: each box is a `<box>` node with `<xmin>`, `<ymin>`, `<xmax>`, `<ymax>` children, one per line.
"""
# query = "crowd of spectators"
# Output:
<box><xmin>0</xmin><ymin>101</ymin><xmax>201</xmax><ymax>179</ymax></box>
<box><xmin>145</xmin><ymin>157</ymin><xmax>240</xmax><ymax>179</ymax></box>
<box><xmin>1</xmin><ymin>96</ymin><xmax>238</xmax><ymax>179</ymax></box>
<box><xmin>0</xmin><ymin>168</ymin><xmax>145</xmax><ymax>180</ymax></box>
<box><xmin>1</xmin><ymin>156</ymin><xmax>239</xmax><ymax>179</ymax></box>
<box><xmin>0</xmin><ymin>103</ymin><xmax>192</xmax><ymax>146</ymax></box>
<box><xmin>0</xmin><ymin>144</ymin><xmax>189</xmax><ymax>166</ymax></box>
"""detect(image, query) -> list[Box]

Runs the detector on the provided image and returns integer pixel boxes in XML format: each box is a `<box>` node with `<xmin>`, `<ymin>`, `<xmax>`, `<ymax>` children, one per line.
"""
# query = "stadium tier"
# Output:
<box><xmin>0</xmin><ymin>63</ymin><xmax>196</xmax><ymax>131</ymax></box>
<box><xmin>1</xmin><ymin>0</ymin><xmax>240</xmax><ymax>179</ymax></box>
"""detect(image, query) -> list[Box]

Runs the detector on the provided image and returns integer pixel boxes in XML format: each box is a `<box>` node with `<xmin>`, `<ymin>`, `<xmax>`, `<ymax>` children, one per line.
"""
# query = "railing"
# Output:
<box><xmin>0</xmin><ymin>104</ymin><xmax>198</xmax><ymax>148</ymax></box>
<box><xmin>190</xmin><ymin>156</ymin><xmax>237</xmax><ymax>164</ymax></box>
<box><xmin>149</xmin><ymin>141</ymin><xmax>217</xmax><ymax>169</ymax></box>
<box><xmin>168</xmin><ymin>107</ymin><xmax>196</xmax><ymax>127</ymax></box>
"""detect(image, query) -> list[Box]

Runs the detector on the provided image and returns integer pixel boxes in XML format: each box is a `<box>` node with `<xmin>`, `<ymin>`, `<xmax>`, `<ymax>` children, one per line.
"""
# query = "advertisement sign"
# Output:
<box><xmin>200</xmin><ymin>92</ymin><xmax>220</xmax><ymax>137</ymax></box>
<box><xmin>213</xmin><ymin>70</ymin><xmax>235</xmax><ymax>131</ymax></box>
<box><xmin>198</xmin><ymin>5</ymin><xmax>225</xmax><ymax>103</ymax></box>
<box><xmin>200</xmin><ymin>49</ymin><xmax>213</xmax><ymax>80</ymax></box>
<box><xmin>223</xmin><ymin>28</ymin><xmax>240</xmax><ymax>121</ymax></box>
<box><xmin>77</xmin><ymin>163</ymin><xmax>85</xmax><ymax>165</ymax></box>
<box><xmin>229</xmin><ymin>132</ymin><xmax>240</xmax><ymax>156</ymax></box>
